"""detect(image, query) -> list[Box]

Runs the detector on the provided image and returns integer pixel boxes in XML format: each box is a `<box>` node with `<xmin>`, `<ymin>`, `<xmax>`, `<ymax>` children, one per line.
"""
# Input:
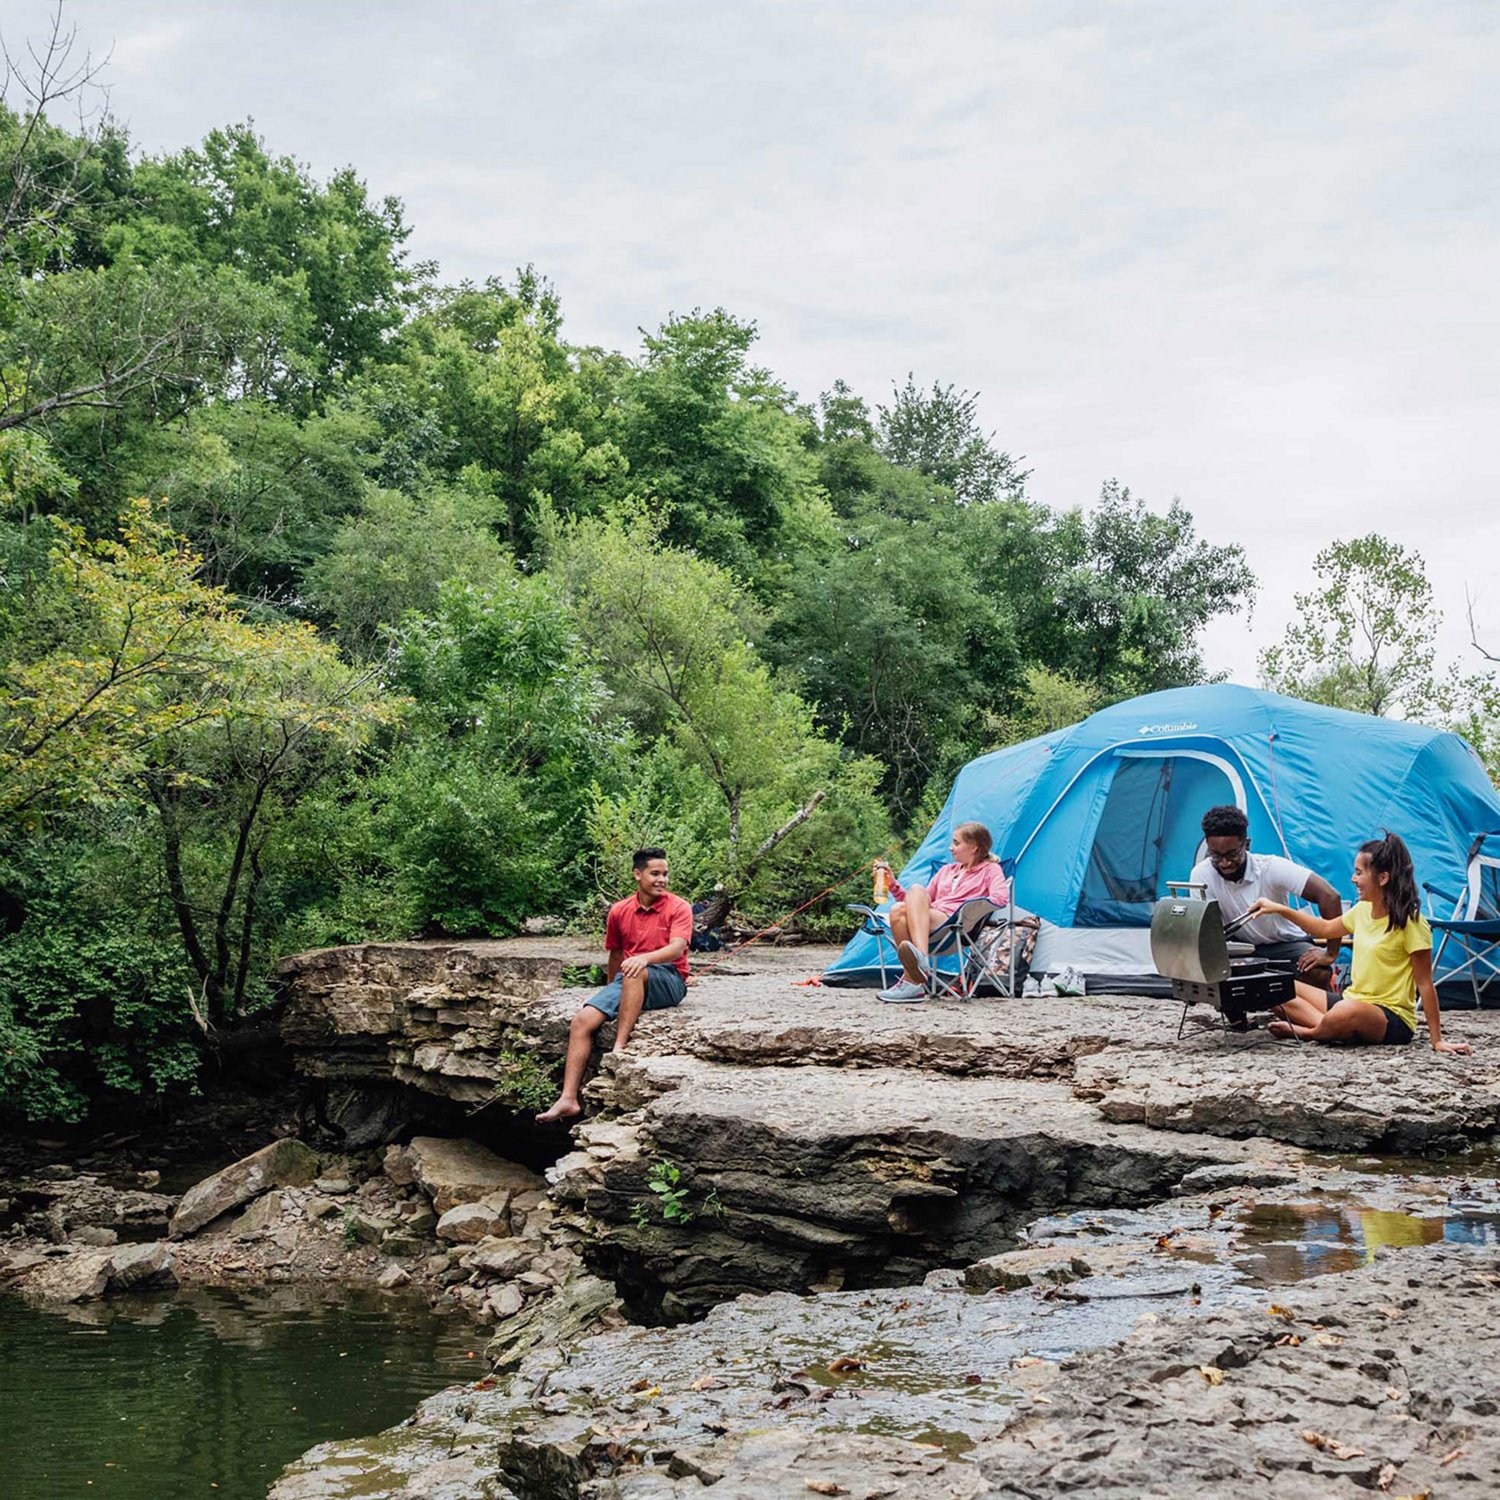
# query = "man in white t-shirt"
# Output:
<box><xmin>1189</xmin><ymin>805</ymin><xmax>1344</xmax><ymax>990</ymax></box>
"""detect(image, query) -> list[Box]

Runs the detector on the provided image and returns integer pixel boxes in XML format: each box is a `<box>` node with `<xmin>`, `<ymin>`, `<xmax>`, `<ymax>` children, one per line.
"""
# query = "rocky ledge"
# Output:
<box><xmin>549</xmin><ymin>1053</ymin><xmax>1259</xmax><ymax>1317</ymax></box>
<box><xmin>276</xmin><ymin>939</ymin><xmax>1500</xmax><ymax>1152</ymax></box>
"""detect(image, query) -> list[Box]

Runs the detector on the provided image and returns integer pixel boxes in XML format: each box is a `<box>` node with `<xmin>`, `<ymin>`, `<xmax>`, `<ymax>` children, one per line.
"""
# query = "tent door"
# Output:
<box><xmin>1073</xmin><ymin>750</ymin><xmax>1241</xmax><ymax>927</ymax></box>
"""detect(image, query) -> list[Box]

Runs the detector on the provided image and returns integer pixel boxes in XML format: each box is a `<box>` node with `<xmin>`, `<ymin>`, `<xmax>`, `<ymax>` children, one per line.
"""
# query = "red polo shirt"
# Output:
<box><xmin>605</xmin><ymin>891</ymin><xmax>692</xmax><ymax>979</ymax></box>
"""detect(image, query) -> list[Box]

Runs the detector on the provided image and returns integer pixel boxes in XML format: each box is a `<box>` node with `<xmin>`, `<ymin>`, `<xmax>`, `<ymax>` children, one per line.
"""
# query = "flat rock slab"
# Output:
<box><xmin>1075</xmin><ymin>1027</ymin><xmax>1500</xmax><ymax>1151</ymax></box>
<box><xmin>19</xmin><ymin>1240</ymin><xmax>177</xmax><ymax>1302</ymax></box>
<box><xmin>275</xmin><ymin>1244</ymin><xmax>1500</xmax><ymax>1498</ymax></box>
<box><xmin>169</xmin><ymin>1139</ymin><xmax>319</xmax><ymax>1238</ymax></box>
<box><xmin>404</xmin><ymin>1136</ymin><xmax>544</xmax><ymax>1214</ymax></box>
<box><xmin>277</xmin><ymin>937</ymin><xmax>1500</xmax><ymax>1153</ymax></box>
<box><xmin>974</xmin><ymin>1244</ymin><xmax>1500</xmax><ymax>1496</ymax></box>
<box><xmin>272</xmin><ymin>1256</ymin><xmax>1235</xmax><ymax>1497</ymax></box>
<box><xmin>553</xmin><ymin>1056</ymin><xmax>1253</xmax><ymax>1314</ymax></box>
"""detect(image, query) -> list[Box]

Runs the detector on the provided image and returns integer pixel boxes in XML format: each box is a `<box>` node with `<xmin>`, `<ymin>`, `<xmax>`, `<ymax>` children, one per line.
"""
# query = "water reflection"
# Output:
<box><xmin>1235</xmin><ymin>1199</ymin><xmax>1500</xmax><ymax>1282</ymax></box>
<box><xmin>0</xmin><ymin>1285</ymin><xmax>484</xmax><ymax>1500</ymax></box>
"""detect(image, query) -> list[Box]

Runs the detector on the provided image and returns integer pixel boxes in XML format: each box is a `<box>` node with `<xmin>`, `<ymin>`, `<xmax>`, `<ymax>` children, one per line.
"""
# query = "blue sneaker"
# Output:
<box><xmin>878</xmin><ymin>979</ymin><xmax>927</xmax><ymax>1003</ymax></box>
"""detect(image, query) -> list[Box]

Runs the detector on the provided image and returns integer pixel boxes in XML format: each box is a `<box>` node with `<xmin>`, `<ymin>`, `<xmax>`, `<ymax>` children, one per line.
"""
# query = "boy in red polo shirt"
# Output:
<box><xmin>535</xmin><ymin>847</ymin><xmax>691</xmax><ymax>1124</ymax></box>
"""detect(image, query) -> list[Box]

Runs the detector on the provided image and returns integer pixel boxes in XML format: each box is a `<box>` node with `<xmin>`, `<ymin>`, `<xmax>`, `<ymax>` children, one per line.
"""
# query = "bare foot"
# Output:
<box><xmin>535</xmin><ymin>1098</ymin><xmax>582</xmax><ymax>1125</ymax></box>
<box><xmin>1267</xmin><ymin>1019</ymin><xmax>1299</xmax><ymax>1041</ymax></box>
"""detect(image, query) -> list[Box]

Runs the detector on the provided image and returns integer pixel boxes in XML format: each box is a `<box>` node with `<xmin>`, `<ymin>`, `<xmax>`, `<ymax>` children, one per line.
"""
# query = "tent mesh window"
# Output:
<box><xmin>1075</xmin><ymin>755</ymin><xmax>1234</xmax><ymax>927</ymax></box>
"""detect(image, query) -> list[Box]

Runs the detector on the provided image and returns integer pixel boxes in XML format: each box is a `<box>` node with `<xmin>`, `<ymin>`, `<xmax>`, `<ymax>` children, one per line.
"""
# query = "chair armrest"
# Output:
<box><xmin>1423</xmin><ymin>882</ymin><xmax>1460</xmax><ymax>906</ymax></box>
<box><xmin>845</xmin><ymin>903</ymin><xmax>883</xmax><ymax>920</ymax></box>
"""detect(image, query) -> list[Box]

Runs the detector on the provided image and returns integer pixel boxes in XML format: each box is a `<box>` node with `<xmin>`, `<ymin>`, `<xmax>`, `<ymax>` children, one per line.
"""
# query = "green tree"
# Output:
<box><xmin>1043</xmin><ymin>481</ymin><xmax>1254</xmax><ymax>695</ymax></box>
<box><xmin>545</xmin><ymin>506</ymin><xmax>886</xmax><ymax>905</ymax></box>
<box><xmin>619</xmin><ymin>309</ymin><xmax>828</xmax><ymax>579</ymax></box>
<box><xmin>117</xmin><ymin>123</ymin><xmax>415</xmax><ymax>399</ymax></box>
<box><xmin>877</xmin><ymin>374</ymin><xmax>1028</xmax><ymax>505</ymax></box>
<box><xmin>1259</xmin><ymin>534</ymin><xmax>1444</xmax><ymax>719</ymax></box>
<box><xmin>0</xmin><ymin>500</ymin><xmax>396</xmax><ymax>1019</ymax></box>
<box><xmin>302</xmin><ymin>482</ymin><xmax>510</xmax><ymax>657</ymax></box>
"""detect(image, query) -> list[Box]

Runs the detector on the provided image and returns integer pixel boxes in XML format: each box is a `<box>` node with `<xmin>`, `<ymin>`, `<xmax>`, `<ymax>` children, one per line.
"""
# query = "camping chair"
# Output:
<box><xmin>845</xmin><ymin>859</ymin><xmax>1030</xmax><ymax>1000</ymax></box>
<box><xmin>1426</xmin><ymin>832</ymin><xmax>1500</xmax><ymax>1008</ymax></box>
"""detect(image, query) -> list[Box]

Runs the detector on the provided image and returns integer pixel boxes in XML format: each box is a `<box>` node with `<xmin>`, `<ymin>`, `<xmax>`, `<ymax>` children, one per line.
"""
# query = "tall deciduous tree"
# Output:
<box><xmin>1259</xmin><ymin>534</ymin><xmax>1443</xmax><ymax>719</ymax></box>
<box><xmin>544</xmin><ymin>506</ymin><xmax>885</xmax><ymax>904</ymax></box>
<box><xmin>1</xmin><ymin>500</ymin><xmax>396</xmax><ymax>1020</ymax></box>
<box><xmin>877</xmin><ymin>375</ymin><xmax>1028</xmax><ymax>505</ymax></box>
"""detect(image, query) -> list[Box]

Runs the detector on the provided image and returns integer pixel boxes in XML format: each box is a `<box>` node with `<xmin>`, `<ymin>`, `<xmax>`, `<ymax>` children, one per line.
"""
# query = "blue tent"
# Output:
<box><xmin>824</xmin><ymin>684</ymin><xmax>1500</xmax><ymax>998</ymax></box>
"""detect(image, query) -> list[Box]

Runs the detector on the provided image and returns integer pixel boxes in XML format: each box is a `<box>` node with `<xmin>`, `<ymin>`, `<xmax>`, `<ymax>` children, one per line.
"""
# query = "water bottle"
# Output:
<box><xmin>874</xmin><ymin>864</ymin><xmax>889</xmax><ymax>902</ymax></box>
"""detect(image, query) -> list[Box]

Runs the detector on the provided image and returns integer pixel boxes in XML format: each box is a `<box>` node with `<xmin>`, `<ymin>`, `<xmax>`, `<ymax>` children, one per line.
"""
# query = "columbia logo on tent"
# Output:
<box><xmin>1137</xmin><ymin>721</ymin><xmax>1199</xmax><ymax>734</ymax></box>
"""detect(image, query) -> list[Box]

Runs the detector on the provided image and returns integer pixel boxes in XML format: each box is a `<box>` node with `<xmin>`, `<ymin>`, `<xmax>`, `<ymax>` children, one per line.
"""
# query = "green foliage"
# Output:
<box><xmin>639</xmin><ymin>1158</ymin><xmax>696</xmax><ymax>1225</ymax></box>
<box><xmin>1259</xmin><ymin>534</ymin><xmax>1444</xmax><ymax>719</ymax></box>
<box><xmin>487</xmin><ymin>1047</ymin><xmax>559</xmax><ymax>1115</ymax></box>
<box><xmin>302</xmin><ymin>483</ymin><xmax>509</xmax><ymax>657</ymax></box>
<box><xmin>547</xmin><ymin>506</ymin><xmax>889</xmax><ymax>903</ymax></box>
<box><xmin>876</xmin><ymin>374</ymin><xmax>1028</xmax><ymax>505</ymax></box>
<box><xmin>618</xmin><ymin>309</ymin><xmax>827</xmax><ymax>578</ymax></box>
<box><xmin>118</xmin><ymin>123</ymin><xmax>415</xmax><ymax>399</ymax></box>
<box><xmin>0</xmin><ymin>831</ymin><xmax>200</xmax><ymax>1122</ymax></box>
<box><xmin>1042</xmin><ymin>481</ymin><xmax>1255</xmax><ymax>697</ymax></box>
<box><xmin>987</xmin><ymin>666</ymin><xmax>1103</xmax><ymax>748</ymax></box>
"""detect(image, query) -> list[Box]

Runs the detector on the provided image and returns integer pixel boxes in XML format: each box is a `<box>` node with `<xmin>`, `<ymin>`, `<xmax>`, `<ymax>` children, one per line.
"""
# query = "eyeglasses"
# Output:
<box><xmin>1207</xmin><ymin>844</ymin><xmax>1248</xmax><ymax>867</ymax></box>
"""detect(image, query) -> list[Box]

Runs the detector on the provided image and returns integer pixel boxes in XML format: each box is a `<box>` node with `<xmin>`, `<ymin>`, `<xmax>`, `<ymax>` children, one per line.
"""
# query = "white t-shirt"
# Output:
<box><xmin>1188</xmin><ymin>851</ymin><xmax>1316</xmax><ymax>946</ymax></box>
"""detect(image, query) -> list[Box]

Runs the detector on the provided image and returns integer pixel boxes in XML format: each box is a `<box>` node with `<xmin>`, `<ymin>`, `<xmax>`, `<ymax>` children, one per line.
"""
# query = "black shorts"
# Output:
<box><xmin>1326</xmin><ymin>998</ymin><xmax>1413</xmax><ymax>1045</ymax></box>
<box><xmin>1376</xmin><ymin>1006</ymin><xmax>1414</xmax><ymax>1045</ymax></box>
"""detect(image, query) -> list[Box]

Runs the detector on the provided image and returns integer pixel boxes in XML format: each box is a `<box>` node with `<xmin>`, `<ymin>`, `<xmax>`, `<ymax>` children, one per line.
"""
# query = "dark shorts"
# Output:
<box><xmin>585</xmin><ymin>964</ymin><xmax>687</xmax><ymax>1020</ymax></box>
<box><xmin>1375</xmin><ymin>1006</ymin><xmax>1414</xmax><ymax>1045</ymax></box>
<box><xmin>1327</xmin><ymin>998</ymin><xmax>1414</xmax><ymax>1045</ymax></box>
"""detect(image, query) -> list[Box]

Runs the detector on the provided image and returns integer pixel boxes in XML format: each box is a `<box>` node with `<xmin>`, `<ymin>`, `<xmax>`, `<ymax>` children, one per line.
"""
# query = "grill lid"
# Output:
<box><xmin>1150</xmin><ymin>897</ymin><xmax>1232</xmax><ymax>984</ymax></box>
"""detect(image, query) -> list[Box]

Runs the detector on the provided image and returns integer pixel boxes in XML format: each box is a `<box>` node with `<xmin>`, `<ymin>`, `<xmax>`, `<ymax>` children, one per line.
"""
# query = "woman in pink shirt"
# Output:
<box><xmin>874</xmin><ymin>821</ymin><xmax>1009</xmax><ymax>1001</ymax></box>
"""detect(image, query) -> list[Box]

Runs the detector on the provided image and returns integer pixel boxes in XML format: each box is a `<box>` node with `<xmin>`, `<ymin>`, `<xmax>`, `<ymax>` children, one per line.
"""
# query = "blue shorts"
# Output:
<box><xmin>585</xmin><ymin>964</ymin><xmax>686</xmax><ymax>1019</ymax></box>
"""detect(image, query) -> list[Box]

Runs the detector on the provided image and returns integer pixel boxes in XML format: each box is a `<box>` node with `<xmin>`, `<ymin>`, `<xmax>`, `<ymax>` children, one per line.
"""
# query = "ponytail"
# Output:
<box><xmin>1358</xmin><ymin>832</ymin><xmax>1420</xmax><ymax>929</ymax></box>
<box><xmin>953</xmin><ymin>821</ymin><xmax>997</xmax><ymax>862</ymax></box>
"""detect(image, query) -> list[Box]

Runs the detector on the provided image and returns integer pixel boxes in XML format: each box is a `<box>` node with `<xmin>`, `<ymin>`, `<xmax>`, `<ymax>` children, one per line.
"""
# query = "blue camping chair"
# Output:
<box><xmin>845</xmin><ymin>858</ymin><xmax>1027</xmax><ymax>1000</ymax></box>
<box><xmin>1426</xmin><ymin>832</ymin><xmax>1500</xmax><ymax>1008</ymax></box>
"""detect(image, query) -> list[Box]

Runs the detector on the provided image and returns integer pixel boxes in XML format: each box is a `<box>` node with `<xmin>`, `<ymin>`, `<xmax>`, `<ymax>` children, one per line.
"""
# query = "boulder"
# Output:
<box><xmin>70</xmin><ymin>1225</ymin><xmax>118</xmax><ymax>1247</ymax></box>
<box><xmin>963</xmin><ymin>1244</ymin><xmax>1095</xmax><ymax>1292</ymax></box>
<box><xmin>382</xmin><ymin>1143</ymin><xmax>417</xmax><ymax>1187</ymax></box>
<box><xmin>21</xmin><ymin>1248</ymin><xmax>113</xmax><ymax>1302</ymax></box>
<box><xmin>18</xmin><ymin>1241</ymin><xmax>176</xmax><ymax>1301</ymax></box>
<box><xmin>485</xmin><ymin>1283</ymin><xmax>526</xmax><ymax>1319</ymax></box>
<box><xmin>435</xmin><ymin>1200</ymin><xmax>509</xmax><ymax>1244</ymax></box>
<box><xmin>407</xmin><ymin>1137</ymin><xmax>543</xmax><ymax>1214</ymax></box>
<box><xmin>107</xmin><ymin>1241</ymin><xmax>177</xmax><ymax>1291</ymax></box>
<box><xmin>231</xmin><ymin>1191</ymin><xmax>287</xmax><ymax>1241</ymax></box>
<box><xmin>462</xmin><ymin>1238</ymin><xmax>535</xmax><ymax>1280</ymax></box>
<box><xmin>377</xmin><ymin>1262</ymin><xmax>411</xmax><ymax>1290</ymax></box>
<box><xmin>347</xmin><ymin>1210</ymin><xmax>389</xmax><ymax>1245</ymax></box>
<box><xmin>380</xmin><ymin>1232</ymin><xmax>427</xmax><ymax>1259</ymax></box>
<box><xmin>169</xmin><ymin>1139</ymin><xmax>319</xmax><ymax>1238</ymax></box>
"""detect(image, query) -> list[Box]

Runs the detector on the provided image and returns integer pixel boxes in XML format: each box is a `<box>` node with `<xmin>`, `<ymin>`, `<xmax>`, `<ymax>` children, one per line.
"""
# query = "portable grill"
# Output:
<box><xmin>1150</xmin><ymin>896</ymin><xmax>1298</xmax><ymax>1035</ymax></box>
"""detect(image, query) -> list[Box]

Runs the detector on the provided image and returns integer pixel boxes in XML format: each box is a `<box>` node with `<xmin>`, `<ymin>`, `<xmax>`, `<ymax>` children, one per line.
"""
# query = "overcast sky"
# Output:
<box><xmin>10</xmin><ymin>0</ymin><xmax>1499</xmax><ymax>684</ymax></box>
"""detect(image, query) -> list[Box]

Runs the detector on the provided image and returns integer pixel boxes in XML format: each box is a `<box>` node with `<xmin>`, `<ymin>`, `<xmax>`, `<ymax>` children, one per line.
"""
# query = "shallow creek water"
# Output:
<box><xmin>0</xmin><ymin>1285</ymin><xmax>486</xmax><ymax>1500</ymax></box>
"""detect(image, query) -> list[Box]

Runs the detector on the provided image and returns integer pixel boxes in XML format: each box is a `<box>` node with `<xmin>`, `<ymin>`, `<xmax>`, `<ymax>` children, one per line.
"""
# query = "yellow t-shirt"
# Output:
<box><xmin>1341</xmin><ymin>901</ymin><xmax>1431</xmax><ymax>1030</ymax></box>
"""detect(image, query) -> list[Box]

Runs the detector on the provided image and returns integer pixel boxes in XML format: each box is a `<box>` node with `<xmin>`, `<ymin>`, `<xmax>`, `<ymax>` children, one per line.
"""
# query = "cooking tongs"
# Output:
<box><xmin>1221</xmin><ymin>909</ymin><xmax>1257</xmax><ymax>939</ymax></box>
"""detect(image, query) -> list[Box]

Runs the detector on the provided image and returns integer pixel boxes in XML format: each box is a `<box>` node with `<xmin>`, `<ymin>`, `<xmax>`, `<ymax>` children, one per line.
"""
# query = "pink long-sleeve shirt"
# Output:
<box><xmin>890</xmin><ymin>859</ymin><xmax>1010</xmax><ymax>918</ymax></box>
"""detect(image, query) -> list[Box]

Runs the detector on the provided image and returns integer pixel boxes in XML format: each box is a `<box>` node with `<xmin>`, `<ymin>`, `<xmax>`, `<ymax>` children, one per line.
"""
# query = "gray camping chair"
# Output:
<box><xmin>1426</xmin><ymin>832</ymin><xmax>1500</xmax><ymax>1007</ymax></box>
<box><xmin>846</xmin><ymin>858</ymin><xmax>1031</xmax><ymax>999</ymax></box>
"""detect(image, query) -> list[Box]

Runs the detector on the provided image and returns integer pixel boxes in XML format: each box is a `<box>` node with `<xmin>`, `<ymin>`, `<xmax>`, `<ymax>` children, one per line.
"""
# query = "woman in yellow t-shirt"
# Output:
<box><xmin>1248</xmin><ymin>832</ymin><xmax>1471</xmax><ymax>1054</ymax></box>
